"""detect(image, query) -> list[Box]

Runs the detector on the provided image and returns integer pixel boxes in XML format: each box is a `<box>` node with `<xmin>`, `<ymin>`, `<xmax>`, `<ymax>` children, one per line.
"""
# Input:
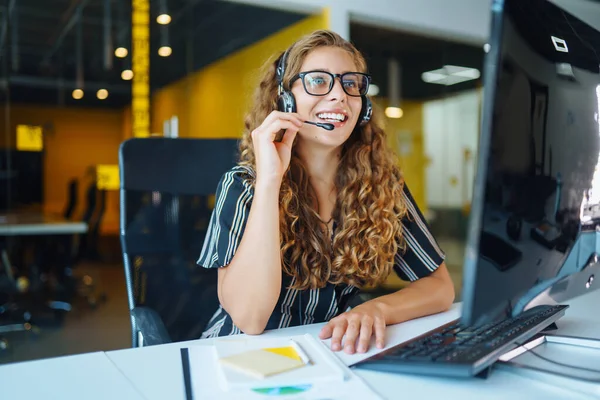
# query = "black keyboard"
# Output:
<box><xmin>352</xmin><ymin>304</ymin><xmax>568</xmax><ymax>378</ymax></box>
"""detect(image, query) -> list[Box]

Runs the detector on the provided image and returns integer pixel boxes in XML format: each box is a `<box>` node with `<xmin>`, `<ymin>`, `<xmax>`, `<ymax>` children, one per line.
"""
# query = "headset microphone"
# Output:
<box><xmin>274</xmin><ymin>120</ymin><xmax>335</xmax><ymax>142</ymax></box>
<box><xmin>304</xmin><ymin>120</ymin><xmax>334</xmax><ymax>131</ymax></box>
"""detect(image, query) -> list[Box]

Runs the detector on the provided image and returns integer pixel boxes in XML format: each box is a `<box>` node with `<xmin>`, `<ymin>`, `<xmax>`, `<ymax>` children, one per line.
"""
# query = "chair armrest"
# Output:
<box><xmin>130</xmin><ymin>306</ymin><xmax>172</xmax><ymax>346</ymax></box>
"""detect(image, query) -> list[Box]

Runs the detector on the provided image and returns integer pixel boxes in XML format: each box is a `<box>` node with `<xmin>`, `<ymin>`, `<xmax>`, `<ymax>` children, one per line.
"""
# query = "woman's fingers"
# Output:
<box><xmin>356</xmin><ymin>316</ymin><xmax>375</xmax><ymax>353</ymax></box>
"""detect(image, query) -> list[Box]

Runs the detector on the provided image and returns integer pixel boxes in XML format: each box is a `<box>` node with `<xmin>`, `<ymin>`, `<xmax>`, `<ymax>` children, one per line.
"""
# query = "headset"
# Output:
<box><xmin>275</xmin><ymin>47</ymin><xmax>373</xmax><ymax>128</ymax></box>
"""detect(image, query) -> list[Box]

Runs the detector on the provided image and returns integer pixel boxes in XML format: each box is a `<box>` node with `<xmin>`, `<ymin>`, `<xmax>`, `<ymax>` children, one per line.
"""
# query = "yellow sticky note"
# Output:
<box><xmin>96</xmin><ymin>164</ymin><xmax>120</xmax><ymax>190</ymax></box>
<box><xmin>16</xmin><ymin>125</ymin><xmax>43</xmax><ymax>151</ymax></box>
<box><xmin>263</xmin><ymin>346</ymin><xmax>302</xmax><ymax>362</ymax></box>
<box><xmin>219</xmin><ymin>349</ymin><xmax>304</xmax><ymax>379</ymax></box>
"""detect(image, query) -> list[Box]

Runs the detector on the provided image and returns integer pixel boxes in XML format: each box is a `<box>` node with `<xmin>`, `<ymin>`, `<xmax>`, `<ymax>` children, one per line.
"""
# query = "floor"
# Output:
<box><xmin>0</xmin><ymin>238</ymin><xmax>466</xmax><ymax>366</ymax></box>
<box><xmin>0</xmin><ymin>262</ymin><xmax>131</xmax><ymax>365</ymax></box>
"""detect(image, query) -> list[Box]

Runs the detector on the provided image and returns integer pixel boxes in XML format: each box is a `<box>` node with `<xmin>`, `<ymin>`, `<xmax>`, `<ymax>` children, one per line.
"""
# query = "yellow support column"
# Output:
<box><xmin>132</xmin><ymin>0</ymin><xmax>150</xmax><ymax>138</ymax></box>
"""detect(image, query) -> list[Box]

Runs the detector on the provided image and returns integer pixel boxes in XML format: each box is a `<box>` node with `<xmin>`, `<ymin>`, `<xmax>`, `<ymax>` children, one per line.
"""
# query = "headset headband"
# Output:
<box><xmin>276</xmin><ymin>48</ymin><xmax>290</xmax><ymax>95</ymax></box>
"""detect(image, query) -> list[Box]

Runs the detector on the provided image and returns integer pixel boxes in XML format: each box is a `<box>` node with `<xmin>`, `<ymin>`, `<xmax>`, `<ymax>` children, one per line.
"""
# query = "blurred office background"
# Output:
<box><xmin>0</xmin><ymin>0</ymin><xmax>490</xmax><ymax>364</ymax></box>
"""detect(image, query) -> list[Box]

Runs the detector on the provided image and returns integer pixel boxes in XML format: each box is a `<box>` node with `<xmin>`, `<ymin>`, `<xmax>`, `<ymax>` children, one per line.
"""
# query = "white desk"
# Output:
<box><xmin>0</xmin><ymin>213</ymin><xmax>87</xmax><ymax>236</ymax></box>
<box><xmin>104</xmin><ymin>289</ymin><xmax>600</xmax><ymax>400</ymax></box>
<box><xmin>0</xmin><ymin>352</ymin><xmax>145</xmax><ymax>400</ymax></box>
<box><xmin>0</xmin><ymin>291</ymin><xmax>598</xmax><ymax>400</ymax></box>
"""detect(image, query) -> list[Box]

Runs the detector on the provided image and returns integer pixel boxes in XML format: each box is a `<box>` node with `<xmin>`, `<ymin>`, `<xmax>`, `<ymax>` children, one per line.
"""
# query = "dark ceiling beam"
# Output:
<box><xmin>103</xmin><ymin>0</ymin><xmax>112</xmax><ymax>70</ymax></box>
<box><xmin>154</xmin><ymin>0</ymin><xmax>206</xmax><ymax>43</ymax></box>
<box><xmin>171</xmin><ymin>0</ymin><xmax>204</xmax><ymax>22</ymax></box>
<box><xmin>0</xmin><ymin>0</ymin><xmax>17</xmax><ymax>59</ymax></box>
<box><xmin>14</xmin><ymin>6</ymin><xmax>110</xmax><ymax>26</ymax></box>
<box><xmin>40</xmin><ymin>0</ymin><xmax>92</xmax><ymax>67</ymax></box>
<box><xmin>170</xmin><ymin>2</ymin><xmax>237</xmax><ymax>45</ymax></box>
<box><xmin>1</xmin><ymin>75</ymin><xmax>131</xmax><ymax>94</ymax></box>
<box><xmin>115</xmin><ymin>0</ymin><xmax>129</xmax><ymax>47</ymax></box>
<box><xmin>10</xmin><ymin>0</ymin><xmax>18</xmax><ymax>71</ymax></box>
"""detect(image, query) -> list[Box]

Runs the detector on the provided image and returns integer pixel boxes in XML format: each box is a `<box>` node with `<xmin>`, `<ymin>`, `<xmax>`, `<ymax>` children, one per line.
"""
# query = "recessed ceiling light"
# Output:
<box><xmin>157</xmin><ymin>14</ymin><xmax>171</xmax><ymax>25</ymax></box>
<box><xmin>121</xmin><ymin>69</ymin><xmax>134</xmax><ymax>80</ymax></box>
<box><xmin>385</xmin><ymin>107</ymin><xmax>403</xmax><ymax>119</ymax></box>
<box><xmin>72</xmin><ymin>89</ymin><xmax>84</xmax><ymax>100</ymax></box>
<box><xmin>483</xmin><ymin>43</ymin><xmax>491</xmax><ymax>53</ymax></box>
<box><xmin>158</xmin><ymin>46</ymin><xmax>172</xmax><ymax>57</ymax></box>
<box><xmin>421</xmin><ymin>65</ymin><xmax>481</xmax><ymax>86</ymax></box>
<box><xmin>97</xmin><ymin>89</ymin><xmax>109</xmax><ymax>100</ymax></box>
<box><xmin>115</xmin><ymin>47</ymin><xmax>128</xmax><ymax>58</ymax></box>
<box><xmin>551</xmin><ymin>36</ymin><xmax>568</xmax><ymax>53</ymax></box>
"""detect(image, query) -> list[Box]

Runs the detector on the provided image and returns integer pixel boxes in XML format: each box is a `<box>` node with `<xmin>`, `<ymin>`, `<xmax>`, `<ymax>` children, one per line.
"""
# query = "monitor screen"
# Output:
<box><xmin>462</xmin><ymin>0</ymin><xmax>600</xmax><ymax>326</ymax></box>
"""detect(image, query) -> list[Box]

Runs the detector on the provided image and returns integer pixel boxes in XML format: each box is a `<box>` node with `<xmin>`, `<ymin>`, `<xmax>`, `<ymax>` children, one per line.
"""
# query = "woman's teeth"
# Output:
<box><xmin>317</xmin><ymin>113</ymin><xmax>345</xmax><ymax>122</ymax></box>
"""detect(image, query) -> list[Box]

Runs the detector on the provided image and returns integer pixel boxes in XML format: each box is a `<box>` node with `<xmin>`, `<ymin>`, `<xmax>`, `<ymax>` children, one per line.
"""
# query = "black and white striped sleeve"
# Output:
<box><xmin>197</xmin><ymin>167</ymin><xmax>254</xmax><ymax>269</ymax></box>
<box><xmin>393</xmin><ymin>183</ymin><xmax>446</xmax><ymax>281</ymax></box>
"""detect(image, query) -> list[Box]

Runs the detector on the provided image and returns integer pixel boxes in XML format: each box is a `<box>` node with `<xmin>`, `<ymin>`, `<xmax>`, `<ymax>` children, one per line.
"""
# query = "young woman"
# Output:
<box><xmin>197</xmin><ymin>30</ymin><xmax>455</xmax><ymax>355</ymax></box>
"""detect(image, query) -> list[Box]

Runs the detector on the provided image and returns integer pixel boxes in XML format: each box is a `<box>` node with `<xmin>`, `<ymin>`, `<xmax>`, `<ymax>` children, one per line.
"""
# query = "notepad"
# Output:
<box><xmin>213</xmin><ymin>334</ymin><xmax>346</xmax><ymax>391</ymax></box>
<box><xmin>218</xmin><ymin>348</ymin><xmax>305</xmax><ymax>379</ymax></box>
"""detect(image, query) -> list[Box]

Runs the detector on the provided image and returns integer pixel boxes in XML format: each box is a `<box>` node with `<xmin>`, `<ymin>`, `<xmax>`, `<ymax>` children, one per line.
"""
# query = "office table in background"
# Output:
<box><xmin>0</xmin><ymin>212</ymin><xmax>87</xmax><ymax>236</ymax></box>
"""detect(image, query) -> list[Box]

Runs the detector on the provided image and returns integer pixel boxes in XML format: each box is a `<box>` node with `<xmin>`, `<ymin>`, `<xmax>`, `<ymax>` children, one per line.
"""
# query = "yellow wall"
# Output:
<box><xmin>1</xmin><ymin>105</ymin><xmax>123</xmax><ymax>234</ymax></box>
<box><xmin>122</xmin><ymin>105</ymin><xmax>132</xmax><ymax>140</ymax></box>
<box><xmin>151</xmin><ymin>12</ymin><xmax>329</xmax><ymax>139</ymax></box>
<box><xmin>147</xmin><ymin>10</ymin><xmax>427</xmax><ymax>212</ymax></box>
<box><xmin>373</xmin><ymin>99</ymin><xmax>428</xmax><ymax>213</ymax></box>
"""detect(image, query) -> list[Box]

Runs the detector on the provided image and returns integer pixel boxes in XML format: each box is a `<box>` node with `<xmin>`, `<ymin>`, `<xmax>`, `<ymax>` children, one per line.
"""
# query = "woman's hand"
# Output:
<box><xmin>251</xmin><ymin>111</ymin><xmax>303</xmax><ymax>186</ymax></box>
<box><xmin>318</xmin><ymin>301</ymin><xmax>387</xmax><ymax>354</ymax></box>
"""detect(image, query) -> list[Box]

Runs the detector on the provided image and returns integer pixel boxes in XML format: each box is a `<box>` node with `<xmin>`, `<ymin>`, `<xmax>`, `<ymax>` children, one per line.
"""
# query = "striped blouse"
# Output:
<box><xmin>197</xmin><ymin>165</ymin><xmax>445</xmax><ymax>338</ymax></box>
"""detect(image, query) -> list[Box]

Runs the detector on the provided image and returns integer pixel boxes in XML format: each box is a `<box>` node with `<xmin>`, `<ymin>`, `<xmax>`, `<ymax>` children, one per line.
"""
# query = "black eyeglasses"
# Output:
<box><xmin>290</xmin><ymin>70</ymin><xmax>371</xmax><ymax>97</ymax></box>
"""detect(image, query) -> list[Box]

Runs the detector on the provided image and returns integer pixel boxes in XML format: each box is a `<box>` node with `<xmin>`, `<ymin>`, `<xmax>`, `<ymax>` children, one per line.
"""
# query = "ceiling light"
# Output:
<box><xmin>157</xmin><ymin>14</ymin><xmax>171</xmax><ymax>25</ymax></box>
<box><xmin>72</xmin><ymin>89</ymin><xmax>84</xmax><ymax>100</ymax></box>
<box><xmin>97</xmin><ymin>89</ymin><xmax>109</xmax><ymax>100</ymax></box>
<box><xmin>158</xmin><ymin>46</ymin><xmax>172</xmax><ymax>57</ymax></box>
<box><xmin>157</xmin><ymin>0</ymin><xmax>171</xmax><ymax>25</ymax></box>
<box><xmin>422</xmin><ymin>71</ymin><xmax>448</xmax><ymax>84</ymax></box>
<box><xmin>483</xmin><ymin>43</ymin><xmax>491</xmax><ymax>53</ymax></box>
<box><xmin>115</xmin><ymin>47</ymin><xmax>128</xmax><ymax>58</ymax></box>
<box><xmin>387</xmin><ymin>58</ymin><xmax>403</xmax><ymax>118</ymax></box>
<box><xmin>385</xmin><ymin>107</ymin><xmax>403</xmax><ymax>119</ymax></box>
<box><xmin>451</xmin><ymin>68</ymin><xmax>481</xmax><ymax>79</ymax></box>
<box><xmin>367</xmin><ymin>84</ymin><xmax>379</xmax><ymax>97</ymax></box>
<box><xmin>421</xmin><ymin>65</ymin><xmax>481</xmax><ymax>86</ymax></box>
<box><xmin>121</xmin><ymin>69</ymin><xmax>133</xmax><ymax>80</ymax></box>
<box><xmin>551</xmin><ymin>36</ymin><xmax>568</xmax><ymax>53</ymax></box>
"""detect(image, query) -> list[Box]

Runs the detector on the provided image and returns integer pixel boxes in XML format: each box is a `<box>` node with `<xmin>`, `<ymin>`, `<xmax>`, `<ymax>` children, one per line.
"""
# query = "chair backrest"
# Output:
<box><xmin>63</xmin><ymin>179</ymin><xmax>78</xmax><ymax>220</ymax></box>
<box><xmin>82</xmin><ymin>182</ymin><xmax>97</xmax><ymax>223</ymax></box>
<box><xmin>119</xmin><ymin>137</ymin><xmax>239</xmax><ymax>345</ymax></box>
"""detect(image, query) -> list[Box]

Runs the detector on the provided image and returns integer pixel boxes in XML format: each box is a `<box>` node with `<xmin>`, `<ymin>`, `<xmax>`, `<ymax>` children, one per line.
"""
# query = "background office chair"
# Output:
<box><xmin>63</xmin><ymin>179</ymin><xmax>79</xmax><ymax>220</ymax></box>
<box><xmin>119</xmin><ymin>137</ymin><xmax>239</xmax><ymax>347</ymax></box>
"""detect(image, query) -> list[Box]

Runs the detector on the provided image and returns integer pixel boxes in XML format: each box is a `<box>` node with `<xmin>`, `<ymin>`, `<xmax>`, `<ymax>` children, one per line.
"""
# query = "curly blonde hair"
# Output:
<box><xmin>238</xmin><ymin>29</ymin><xmax>407</xmax><ymax>290</ymax></box>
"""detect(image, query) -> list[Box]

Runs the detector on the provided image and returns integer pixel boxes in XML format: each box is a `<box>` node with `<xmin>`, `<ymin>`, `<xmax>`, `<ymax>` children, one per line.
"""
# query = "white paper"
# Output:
<box><xmin>187</xmin><ymin>335</ymin><xmax>383</xmax><ymax>400</ymax></box>
<box><xmin>213</xmin><ymin>334</ymin><xmax>345</xmax><ymax>391</ymax></box>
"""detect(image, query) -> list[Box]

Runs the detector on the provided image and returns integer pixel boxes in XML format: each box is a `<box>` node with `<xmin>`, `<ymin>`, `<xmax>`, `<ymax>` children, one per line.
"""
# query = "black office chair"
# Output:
<box><xmin>76</xmin><ymin>181</ymin><xmax>98</xmax><ymax>261</ymax></box>
<box><xmin>119</xmin><ymin>137</ymin><xmax>239</xmax><ymax>347</ymax></box>
<box><xmin>63</xmin><ymin>179</ymin><xmax>79</xmax><ymax>220</ymax></box>
<box><xmin>85</xmin><ymin>188</ymin><xmax>106</xmax><ymax>261</ymax></box>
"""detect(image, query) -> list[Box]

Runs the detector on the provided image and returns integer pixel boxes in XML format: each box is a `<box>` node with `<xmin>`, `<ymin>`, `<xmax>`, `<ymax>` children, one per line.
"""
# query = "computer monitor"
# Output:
<box><xmin>461</xmin><ymin>0</ymin><xmax>600</xmax><ymax>328</ymax></box>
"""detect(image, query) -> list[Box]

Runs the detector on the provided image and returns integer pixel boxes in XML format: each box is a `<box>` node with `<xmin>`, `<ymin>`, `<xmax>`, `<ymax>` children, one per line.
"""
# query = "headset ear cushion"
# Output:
<box><xmin>359</xmin><ymin>96</ymin><xmax>373</xmax><ymax>126</ymax></box>
<box><xmin>277</xmin><ymin>91</ymin><xmax>297</xmax><ymax>113</ymax></box>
